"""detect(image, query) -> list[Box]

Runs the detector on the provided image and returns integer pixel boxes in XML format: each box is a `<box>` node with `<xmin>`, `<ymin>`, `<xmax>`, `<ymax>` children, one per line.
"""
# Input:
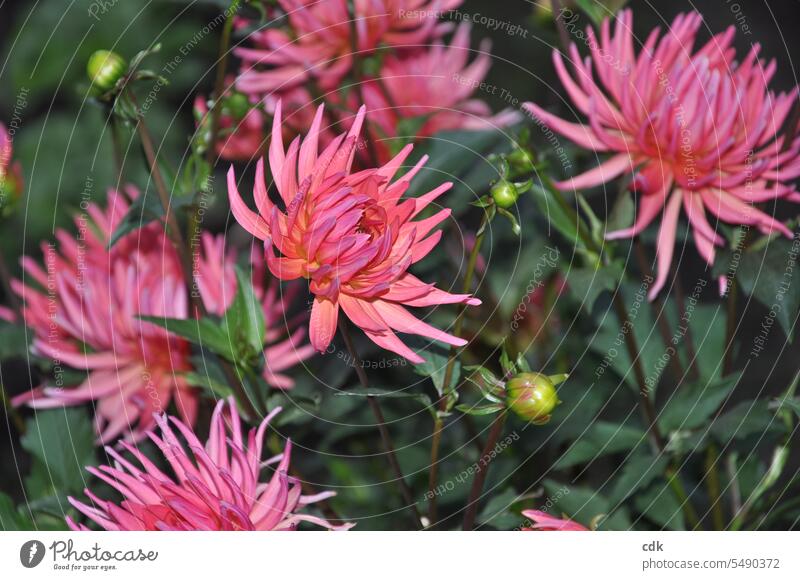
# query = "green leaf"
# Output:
<box><xmin>566</xmin><ymin>262</ymin><xmax>623</xmax><ymax>312</ymax></box>
<box><xmin>223</xmin><ymin>267</ymin><xmax>266</xmax><ymax>357</ymax></box>
<box><xmin>725</xmin><ymin>236</ymin><xmax>800</xmax><ymax>338</ymax></box>
<box><xmin>21</xmin><ymin>408</ymin><xmax>96</xmax><ymax>495</ymax></box>
<box><xmin>336</xmin><ymin>387</ymin><xmax>436</xmax><ymax>418</ymax></box>
<box><xmin>606</xmin><ymin>187</ymin><xmax>635</xmax><ymax>233</ymax></box>
<box><xmin>633</xmin><ymin>481</ymin><xmax>685</xmax><ymax>530</ymax></box>
<box><xmin>0</xmin><ymin>321</ymin><xmax>31</xmax><ymax>359</ymax></box>
<box><xmin>554</xmin><ymin>422</ymin><xmax>646</xmax><ymax>469</ymax></box>
<box><xmin>659</xmin><ymin>373</ymin><xmax>741</xmax><ymax>432</ymax></box>
<box><xmin>139</xmin><ymin>315</ymin><xmax>233</xmax><ymax>359</ymax></box>
<box><xmin>530</xmin><ymin>183</ymin><xmax>580</xmax><ymax>247</ymax></box>
<box><xmin>542</xmin><ymin>479</ymin><xmax>631</xmax><ymax>530</ymax></box>
<box><xmin>108</xmin><ymin>190</ymin><xmax>192</xmax><ymax>248</ymax></box>
<box><xmin>455</xmin><ymin>403</ymin><xmax>503</xmax><ymax>416</ymax></box>
<box><xmin>608</xmin><ymin>452</ymin><xmax>668</xmax><ymax>504</ymax></box>
<box><xmin>477</xmin><ymin>488</ymin><xmax>520</xmax><ymax>529</ymax></box>
<box><xmin>0</xmin><ymin>493</ymin><xmax>34</xmax><ymax>531</ymax></box>
<box><xmin>710</xmin><ymin>399</ymin><xmax>780</xmax><ymax>443</ymax></box>
<box><xmin>413</xmin><ymin>346</ymin><xmax>460</xmax><ymax>397</ymax></box>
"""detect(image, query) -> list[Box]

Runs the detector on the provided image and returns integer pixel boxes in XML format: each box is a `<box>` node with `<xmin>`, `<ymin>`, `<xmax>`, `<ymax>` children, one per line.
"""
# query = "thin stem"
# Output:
<box><xmin>109</xmin><ymin>113</ymin><xmax>126</xmax><ymax>187</ymax></box>
<box><xmin>205</xmin><ymin>0</ymin><xmax>241</xmax><ymax>169</ymax></box>
<box><xmin>131</xmin><ymin>93</ymin><xmax>260</xmax><ymax>420</ymax></box>
<box><xmin>462</xmin><ymin>412</ymin><xmax>506</xmax><ymax>530</ymax></box>
<box><xmin>705</xmin><ymin>444</ymin><xmax>725</xmax><ymax>530</ymax></box>
<box><xmin>673</xmin><ymin>273</ymin><xmax>700</xmax><ymax>381</ymax></box>
<box><xmin>666</xmin><ymin>465</ymin><xmax>701</xmax><ymax>529</ymax></box>
<box><xmin>338</xmin><ymin>317</ymin><xmax>423</xmax><ymax>529</ymax></box>
<box><xmin>611</xmin><ymin>293</ymin><xmax>666</xmax><ymax>452</ymax></box>
<box><xmin>427</xmin><ymin>208</ymin><xmax>489</xmax><ymax>525</ymax></box>
<box><xmin>634</xmin><ymin>240</ymin><xmax>684</xmax><ymax>382</ymax></box>
<box><xmin>549</xmin><ymin>0</ymin><xmax>572</xmax><ymax>55</ymax></box>
<box><xmin>722</xmin><ymin>278</ymin><xmax>738</xmax><ymax>376</ymax></box>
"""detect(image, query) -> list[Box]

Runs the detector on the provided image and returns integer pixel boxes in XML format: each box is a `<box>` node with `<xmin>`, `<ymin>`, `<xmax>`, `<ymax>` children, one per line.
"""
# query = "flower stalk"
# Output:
<box><xmin>338</xmin><ymin>317</ymin><xmax>423</xmax><ymax>530</ymax></box>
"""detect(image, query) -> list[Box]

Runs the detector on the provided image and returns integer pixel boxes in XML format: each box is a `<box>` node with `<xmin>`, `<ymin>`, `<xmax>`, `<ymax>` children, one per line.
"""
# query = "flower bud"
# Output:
<box><xmin>506</xmin><ymin>148</ymin><xmax>535</xmax><ymax>175</ymax></box>
<box><xmin>87</xmin><ymin>50</ymin><xmax>127</xmax><ymax>94</ymax></box>
<box><xmin>223</xmin><ymin>92</ymin><xmax>251</xmax><ymax>121</ymax></box>
<box><xmin>491</xmin><ymin>179</ymin><xmax>519</xmax><ymax>209</ymax></box>
<box><xmin>506</xmin><ymin>372</ymin><xmax>561</xmax><ymax>424</ymax></box>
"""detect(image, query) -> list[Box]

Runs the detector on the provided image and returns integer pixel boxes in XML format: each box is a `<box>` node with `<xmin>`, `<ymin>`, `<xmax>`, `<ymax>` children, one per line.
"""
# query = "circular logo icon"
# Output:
<box><xmin>19</xmin><ymin>540</ymin><xmax>46</xmax><ymax>568</ymax></box>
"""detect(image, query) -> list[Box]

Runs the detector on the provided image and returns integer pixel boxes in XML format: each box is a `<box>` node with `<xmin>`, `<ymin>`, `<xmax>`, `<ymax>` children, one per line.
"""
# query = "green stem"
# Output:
<box><xmin>131</xmin><ymin>92</ymin><xmax>260</xmax><ymax>421</ymax></box>
<box><xmin>462</xmin><ymin>412</ymin><xmax>506</xmax><ymax>530</ymax></box>
<box><xmin>205</xmin><ymin>0</ymin><xmax>241</xmax><ymax>169</ymax></box>
<box><xmin>338</xmin><ymin>317</ymin><xmax>423</xmax><ymax>530</ymax></box>
<box><xmin>705</xmin><ymin>444</ymin><xmax>725</xmax><ymax>530</ymax></box>
<box><xmin>427</xmin><ymin>208</ymin><xmax>489</xmax><ymax>525</ymax></box>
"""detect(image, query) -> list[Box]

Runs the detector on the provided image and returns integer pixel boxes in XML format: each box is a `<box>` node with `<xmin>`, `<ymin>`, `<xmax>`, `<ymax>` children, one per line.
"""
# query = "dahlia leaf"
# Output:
<box><xmin>21</xmin><ymin>408</ymin><xmax>96</xmax><ymax>495</ymax></box>
<box><xmin>0</xmin><ymin>493</ymin><xmax>34</xmax><ymax>531</ymax></box>
<box><xmin>413</xmin><ymin>346</ymin><xmax>461</xmax><ymax>397</ymax></box>
<box><xmin>337</xmin><ymin>387</ymin><xmax>436</xmax><ymax>420</ymax></box>
<box><xmin>607</xmin><ymin>451</ymin><xmax>668</xmax><ymax>504</ymax></box>
<box><xmin>658</xmin><ymin>372</ymin><xmax>742</xmax><ymax>433</ymax></box>
<box><xmin>542</xmin><ymin>479</ymin><xmax>631</xmax><ymax>530</ymax></box>
<box><xmin>139</xmin><ymin>315</ymin><xmax>233</xmax><ymax>359</ymax></box>
<box><xmin>554</xmin><ymin>421</ymin><xmax>645</xmax><ymax>470</ymax></box>
<box><xmin>0</xmin><ymin>321</ymin><xmax>31</xmax><ymax>359</ymax></box>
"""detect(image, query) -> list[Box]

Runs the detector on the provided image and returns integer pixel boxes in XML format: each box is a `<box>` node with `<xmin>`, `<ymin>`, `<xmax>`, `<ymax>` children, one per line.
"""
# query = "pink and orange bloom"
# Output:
<box><xmin>68</xmin><ymin>398</ymin><xmax>351</xmax><ymax>531</ymax></box>
<box><xmin>235</xmin><ymin>0</ymin><xmax>462</xmax><ymax>95</ymax></box>
<box><xmin>523</xmin><ymin>10</ymin><xmax>800</xmax><ymax>299</ymax></box>
<box><xmin>521</xmin><ymin>509</ymin><xmax>588</xmax><ymax>531</ymax></box>
<box><xmin>13</xmin><ymin>187</ymin><xmax>312</xmax><ymax>443</ymax></box>
<box><xmin>355</xmin><ymin>23</ymin><xmax>520</xmax><ymax>162</ymax></box>
<box><xmin>228</xmin><ymin>102</ymin><xmax>480</xmax><ymax>363</ymax></box>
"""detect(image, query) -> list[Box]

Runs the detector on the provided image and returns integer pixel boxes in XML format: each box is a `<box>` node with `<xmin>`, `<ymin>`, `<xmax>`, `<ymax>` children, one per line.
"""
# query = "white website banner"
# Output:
<box><xmin>0</xmin><ymin>532</ymin><xmax>797</xmax><ymax>579</ymax></box>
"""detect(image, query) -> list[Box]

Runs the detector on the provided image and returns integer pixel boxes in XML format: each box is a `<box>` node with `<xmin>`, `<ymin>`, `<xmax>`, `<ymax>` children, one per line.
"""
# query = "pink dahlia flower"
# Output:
<box><xmin>357</xmin><ymin>23</ymin><xmax>520</xmax><ymax>162</ymax></box>
<box><xmin>228</xmin><ymin>101</ymin><xmax>480</xmax><ymax>363</ymax></box>
<box><xmin>523</xmin><ymin>10</ymin><xmax>800</xmax><ymax>299</ymax></box>
<box><xmin>13</xmin><ymin>189</ymin><xmax>313</xmax><ymax>442</ymax></box>
<box><xmin>235</xmin><ymin>0</ymin><xmax>462</xmax><ymax>95</ymax></box>
<box><xmin>520</xmin><ymin>509</ymin><xmax>588</xmax><ymax>531</ymax></box>
<box><xmin>68</xmin><ymin>398</ymin><xmax>352</xmax><ymax>531</ymax></box>
<box><xmin>0</xmin><ymin>305</ymin><xmax>14</xmax><ymax>323</ymax></box>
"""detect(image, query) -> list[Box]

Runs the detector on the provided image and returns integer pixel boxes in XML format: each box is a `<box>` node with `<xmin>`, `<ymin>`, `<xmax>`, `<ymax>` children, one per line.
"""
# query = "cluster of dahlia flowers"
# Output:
<box><xmin>204</xmin><ymin>0</ymin><xmax>517</xmax><ymax>163</ymax></box>
<box><xmin>524</xmin><ymin>9</ymin><xmax>800</xmax><ymax>298</ymax></box>
<box><xmin>12</xmin><ymin>186</ymin><xmax>313</xmax><ymax>443</ymax></box>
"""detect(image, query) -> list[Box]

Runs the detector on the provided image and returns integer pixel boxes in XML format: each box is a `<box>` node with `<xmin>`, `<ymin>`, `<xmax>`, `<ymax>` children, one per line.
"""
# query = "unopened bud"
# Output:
<box><xmin>87</xmin><ymin>50</ymin><xmax>127</xmax><ymax>94</ymax></box>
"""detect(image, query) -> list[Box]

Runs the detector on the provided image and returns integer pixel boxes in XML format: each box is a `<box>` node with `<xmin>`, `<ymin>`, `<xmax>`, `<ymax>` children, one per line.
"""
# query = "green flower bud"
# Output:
<box><xmin>0</xmin><ymin>170</ymin><xmax>23</xmax><ymax>219</ymax></box>
<box><xmin>491</xmin><ymin>179</ymin><xmax>519</xmax><ymax>209</ymax></box>
<box><xmin>506</xmin><ymin>148</ymin><xmax>535</xmax><ymax>175</ymax></box>
<box><xmin>506</xmin><ymin>372</ymin><xmax>562</xmax><ymax>424</ymax></box>
<box><xmin>223</xmin><ymin>92</ymin><xmax>251</xmax><ymax>121</ymax></box>
<box><xmin>87</xmin><ymin>50</ymin><xmax>127</xmax><ymax>94</ymax></box>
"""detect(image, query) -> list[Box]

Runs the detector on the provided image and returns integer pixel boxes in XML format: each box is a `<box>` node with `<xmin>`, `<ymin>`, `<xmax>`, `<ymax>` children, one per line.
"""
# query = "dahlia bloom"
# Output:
<box><xmin>13</xmin><ymin>188</ymin><xmax>313</xmax><ymax>442</ymax></box>
<box><xmin>521</xmin><ymin>509</ymin><xmax>588</xmax><ymax>531</ymax></box>
<box><xmin>523</xmin><ymin>10</ymin><xmax>800</xmax><ymax>299</ymax></box>
<box><xmin>228</xmin><ymin>102</ymin><xmax>480</xmax><ymax>363</ymax></box>
<box><xmin>357</xmin><ymin>23</ymin><xmax>520</xmax><ymax>162</ymax></box>
<box><xmin>235</xmin><ymin>0</ymin><xmax>462</xmax><ymax>95</ymax></box>
<box><xmin>68</xmin><ymin>398</ymin><xmax>351</xmax><ymax>531</ymax></box>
